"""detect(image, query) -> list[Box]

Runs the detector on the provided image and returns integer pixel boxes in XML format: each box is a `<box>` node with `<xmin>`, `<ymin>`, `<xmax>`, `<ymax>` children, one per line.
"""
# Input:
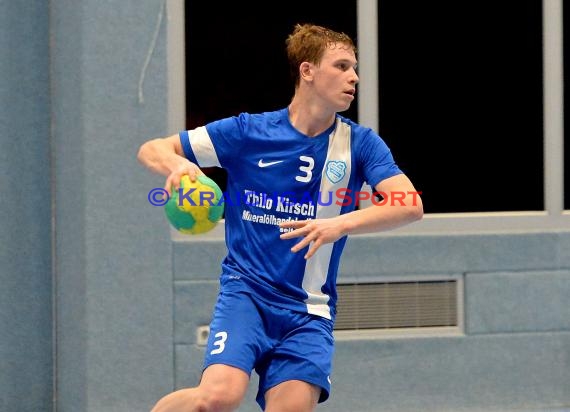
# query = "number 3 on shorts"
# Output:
<box><xmin>210</xmin><ymin>331</ymin><xmax>228</xmax><ymax>355</ymax></box>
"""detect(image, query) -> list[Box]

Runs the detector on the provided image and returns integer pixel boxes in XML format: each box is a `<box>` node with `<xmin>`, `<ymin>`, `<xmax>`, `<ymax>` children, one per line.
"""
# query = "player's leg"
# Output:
<box><xmin>197</xmin><ymin>364</ymin><xmax>250</xmax><ymax>410</ymax></box>
<box><xmin>152</xmin><ymin>290</ymin><xmax>265</xmax><ymax>411</ymax></box>
<box><xmin>264</xmin><ymin>379</ymin><xmax>321</xmax><ymax>412</ymax></box>
<box><xmin>257</xmin><ymin>312</ymin><xmax>334</xmax><ymax>412</ymax></box>
<box><xmin>151</xmin><ymin>364</ymin><xmax>250</xmax><ymax>412</ymax></box>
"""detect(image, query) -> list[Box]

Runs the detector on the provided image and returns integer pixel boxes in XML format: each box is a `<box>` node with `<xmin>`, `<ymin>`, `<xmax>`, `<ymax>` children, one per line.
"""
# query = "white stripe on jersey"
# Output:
<box><xmin>189</xmin><ymin>126</ymin><xmax>221</xmax><ymax>167</ymax></box>
<box><xmin>302</xmin><ymin>118</ymin><xmax>352</xmax><ymax>319</ymax></box>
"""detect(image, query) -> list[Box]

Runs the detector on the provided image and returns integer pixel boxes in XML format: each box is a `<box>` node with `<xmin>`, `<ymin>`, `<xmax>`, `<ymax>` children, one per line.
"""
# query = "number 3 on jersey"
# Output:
<box><xmin>295</xmin><ymin>155</ymin><xmax>314</xmax><ymax>183</ymax></box>
<box><xmin>210</xmin><ymin>331</ymin><xmax>228</xmax><ymax>355</ymax></box>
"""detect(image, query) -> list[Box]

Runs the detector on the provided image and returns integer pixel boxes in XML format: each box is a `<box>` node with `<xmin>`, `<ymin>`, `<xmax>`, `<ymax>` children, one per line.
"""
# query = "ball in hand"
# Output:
<box><xmin>164</xmin><ymin>175</ymin><xmax>224</xmax><ymax>235</ymax></box>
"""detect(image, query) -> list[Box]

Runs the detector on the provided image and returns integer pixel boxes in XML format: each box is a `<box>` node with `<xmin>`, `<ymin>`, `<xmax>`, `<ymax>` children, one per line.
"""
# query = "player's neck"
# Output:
<box><xmin>288</xmin><ymin>98</ymin><xmax>336</xmax><ymax>138</ymax></box>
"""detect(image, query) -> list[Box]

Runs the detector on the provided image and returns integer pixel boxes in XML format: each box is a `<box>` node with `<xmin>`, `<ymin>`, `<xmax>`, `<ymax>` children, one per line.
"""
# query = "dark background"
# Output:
<box><xmin>186</xmin><ymin>1</ymin><xmax>552</xmax><ymax>213</ymax></box>
<box><xmin>377</xmin><ymin>0</ymin><xmax>544</xmax><ymax>213</ymax></box>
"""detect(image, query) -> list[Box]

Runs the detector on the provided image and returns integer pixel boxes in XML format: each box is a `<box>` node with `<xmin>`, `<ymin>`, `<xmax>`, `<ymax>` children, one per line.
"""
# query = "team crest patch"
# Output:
<box><xmin>325</xmin><ymin>160</ymin><xmax>346</xmax><ymax>184</ymax></box>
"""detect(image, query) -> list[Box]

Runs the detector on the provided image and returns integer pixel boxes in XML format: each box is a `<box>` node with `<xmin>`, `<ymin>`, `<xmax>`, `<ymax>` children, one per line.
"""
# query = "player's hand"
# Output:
<box><xmin>164</xmin><ymin>161</ymin><xmax>203</xmax><ymax>194</ymax></box>
<box><xmin>279</xmin><ymin>217</ymin><xmax>346</xmax><ymax>259</ymax></box>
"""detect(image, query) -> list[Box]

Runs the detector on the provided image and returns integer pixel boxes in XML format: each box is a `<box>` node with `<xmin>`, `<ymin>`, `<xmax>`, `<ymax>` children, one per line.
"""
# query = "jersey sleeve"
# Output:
<box><xmin>179</xmin><ymin>114</ymin><xmax>249</xmax><ymax>168</ymax></box>
<box><xmin>358</xmin><ymin>129</ymin><xmax>403</xmax><ymax>188</ymax></box>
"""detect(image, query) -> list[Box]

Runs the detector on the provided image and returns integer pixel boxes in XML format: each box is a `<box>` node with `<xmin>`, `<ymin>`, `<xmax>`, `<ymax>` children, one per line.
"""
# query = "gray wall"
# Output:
<box><xmin>1</xmin><ymin>0</ymin><xmax>175</xmax><ymax>411</ymax></box>
<box><xmin>0</xmin><ymin>1</ymin><xmax>52</xmax><ymax>411</ymax></box>
<box><xmin>50</xmin><ymin>0</ymin><xmax>174</xmax><ymax>411</ymax></box>
<box><xmin>173</xmin><ymin>233</ymin><xmax>570</xmax><ymax>412</ymax></box>
<box><xmin>1</xmin><ymin>1</ymin><xmax>569</xmax><ymax>412</ymax></box>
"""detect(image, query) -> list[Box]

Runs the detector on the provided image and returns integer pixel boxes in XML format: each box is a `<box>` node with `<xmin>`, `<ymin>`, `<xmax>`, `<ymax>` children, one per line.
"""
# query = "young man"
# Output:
<box><xmin>139</xmin><ymin>23</ymin><xmax>423</xmax><ymax>412</ymax></box>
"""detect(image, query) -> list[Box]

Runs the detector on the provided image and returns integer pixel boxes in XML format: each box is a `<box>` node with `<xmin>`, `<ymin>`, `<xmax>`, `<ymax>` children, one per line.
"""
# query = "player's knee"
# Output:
<box><xmin>264</xmin><ymin>381</ymin><xmax>320</xmax><ymax>412</ymax></box>
<box><xmin>197</xmin><ymin>387</ymin><xmax>243</xmax><ymax>412</ymax></box>
<box><xmin>266</xmin><ymin>397</ymin><xmax>317</xmax><ymax>412</ymax></box>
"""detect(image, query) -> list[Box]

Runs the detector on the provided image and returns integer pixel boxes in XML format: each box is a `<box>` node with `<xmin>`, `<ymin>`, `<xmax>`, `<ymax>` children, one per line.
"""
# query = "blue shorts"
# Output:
<box><xmin>203</xmin><ymin>290</ymin><xmax>334</xmax><ymax>410</ymax></box>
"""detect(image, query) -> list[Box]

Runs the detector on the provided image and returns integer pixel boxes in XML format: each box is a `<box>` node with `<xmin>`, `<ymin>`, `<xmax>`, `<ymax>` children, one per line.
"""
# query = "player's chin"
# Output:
<box><xmin>336</xmin><ymin>102</ymin><xmax>353</xmax><ymax>113</ymax></box>
<box><xmin>337</xmin><ymin>94</ymin><xmax>354</xmax><ymax>111</ymax></box>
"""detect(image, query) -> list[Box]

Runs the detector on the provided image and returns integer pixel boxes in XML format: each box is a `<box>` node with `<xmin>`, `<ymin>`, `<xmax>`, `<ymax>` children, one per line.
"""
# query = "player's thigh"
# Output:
<box><xmin>256</xmin><ymin>314</ymin><xmax>334</xmax><ymax>410</ymax></box>
<box><xmin>204</xmin><ymin>291</ymin><xmax>266</xmax><ymax>372</ymax></box>
<box><xmin>264</xmin><ymin>379</ymin><xmax>320</xmax><ymax>412</ymax></box>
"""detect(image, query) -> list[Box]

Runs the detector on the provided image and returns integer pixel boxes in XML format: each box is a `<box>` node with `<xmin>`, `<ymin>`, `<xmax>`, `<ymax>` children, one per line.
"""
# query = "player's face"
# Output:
<box><xmin>312</xmin><ymin>44</ymin><xmax>359</xmax><ymax>112</ymax></box>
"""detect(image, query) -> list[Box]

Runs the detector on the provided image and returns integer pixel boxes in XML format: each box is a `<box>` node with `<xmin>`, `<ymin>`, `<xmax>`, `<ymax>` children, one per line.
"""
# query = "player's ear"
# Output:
<box><xmin>300</xmin><ymin>62</ymin><xmax>313</xmax><ymax>82</ymax></box>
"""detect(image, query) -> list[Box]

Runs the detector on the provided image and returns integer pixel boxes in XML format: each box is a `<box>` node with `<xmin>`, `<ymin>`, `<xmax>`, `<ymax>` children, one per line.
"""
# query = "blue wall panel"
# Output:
<box><xmin>338</xmin><ymin>232</ymin><xmax>561</xmax><ymax>277</ymax></box>
<box><xmin>466</xmin><ymin>270</ymin><xmax>570</xmax><ymax>334</ymax></box>
<box><xmin>2</xmin><ymin>1</ymin><xmax>570</xmax><ymax>411</ymax></box>
<box><xmin>174</xmin><ymin>281</ymin><xmax>219</xmax><ymax>344</ymax></box>
<box><xmin>0</xmin><ymin>1</ymin><xmax>52</xmax><ymax>411</ymax></box>
<box><xmin>322</xmin><ymin>333</ymin><xmax>570</xmax><ymax>412</ymax></box>
<box><xmin>171</xmin><ymin>233</ymin><xmax>570</xmax><ymax>411</ymax></box>
<box><xmin>50</xmin><ymin>0</ymin><xmax>176</xmax><ymax>410</ymax></box>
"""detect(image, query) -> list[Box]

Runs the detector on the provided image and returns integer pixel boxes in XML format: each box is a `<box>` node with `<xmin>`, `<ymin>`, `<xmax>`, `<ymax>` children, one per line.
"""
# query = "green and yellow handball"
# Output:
<box><xmin>164</xmin><ymin>174</ymin><xmax>224</xmax><ymax>235</ymax></box>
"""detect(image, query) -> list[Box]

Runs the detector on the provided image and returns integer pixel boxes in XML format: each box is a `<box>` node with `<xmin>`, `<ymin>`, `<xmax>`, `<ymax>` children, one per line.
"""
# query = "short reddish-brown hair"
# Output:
<box><xmin>285</xmin><ymin>23</ymin><xmax>357</xmax><ymax>87</ymax></box>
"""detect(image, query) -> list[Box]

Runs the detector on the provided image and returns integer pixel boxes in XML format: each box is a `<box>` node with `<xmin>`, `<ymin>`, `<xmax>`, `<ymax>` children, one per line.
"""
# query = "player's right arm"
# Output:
<box><xmin>137</xmin><ymin>133</ymin><xmax>203</xmax><ymax>192</ymax></box>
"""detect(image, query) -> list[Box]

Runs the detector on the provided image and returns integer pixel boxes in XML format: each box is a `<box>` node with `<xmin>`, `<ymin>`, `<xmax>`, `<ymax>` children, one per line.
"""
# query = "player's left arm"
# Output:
<box><xmin>279</xmin><ymin>174</ymin><xmax>423</xmax><ymax>259</ymax></box>
<box><xmin>345</xmin><ymin>173</ymin><xmax>423</xmax><ymax>234</ymax></box>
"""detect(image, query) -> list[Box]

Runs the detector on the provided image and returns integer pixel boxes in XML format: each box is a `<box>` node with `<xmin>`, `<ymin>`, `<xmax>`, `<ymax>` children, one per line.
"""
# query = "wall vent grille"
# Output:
<box><xmin>334</xmin><ymin>280</ymin><xmax>458</xmax><ymax>330</ymax></box>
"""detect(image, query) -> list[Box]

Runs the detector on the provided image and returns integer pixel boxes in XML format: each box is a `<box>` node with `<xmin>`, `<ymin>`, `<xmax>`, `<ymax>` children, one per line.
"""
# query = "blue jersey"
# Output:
<box><xmin>180</xmin><ymin>108</ymin><xmax>401</xmax><ymax>320</ymax></box>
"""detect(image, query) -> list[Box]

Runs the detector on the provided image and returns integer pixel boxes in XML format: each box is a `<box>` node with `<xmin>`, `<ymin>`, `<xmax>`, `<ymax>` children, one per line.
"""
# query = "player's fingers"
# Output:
<box><xmin>186</xmin><ymin>170</ymin><xmax>198</xmax><ymax>182</ymax></box>
<box><xmin>280</xmin><ymin>223</ymin><xmax>311</xmax><ymax>239</ymax></box>
<box><xmin>290</xmin><ymin>227</ymin><xmax>319</xmax><ymax>252</ymax></box>
<box><xmin>165</xmin><ymin>173</ymin><xmax>184</xmax><ymax>193</ymax></box>
<box><xmin>163</xmin><ymin>176</ymin><xmax>175</xmax><ymax>194</ymax></box>
<box><xmin>166</xmin><ymin>164</ymin><xmax>200</xmax><ymax>191</ymax></box>
<box><xmin>280</xmin><ymin>220</ymin><xmax>308</xmax><ymax>231</ymax></box>
<box><xmin>304</xmin><ymin>238</ymin><xmax>323</xmax><ymax>259</ymax></box>
<box><xmin>290</xmin><ymin>238</ymin><xmax>309</xmax><ymax>253</ymax></box>
<box><xmin>280</xmin><ymin>220</ymin><xmax>303</xmax><ymax>228</ymax></box>
<box><xmin>185</xmin><ymin>164</ymin><xmax>205</xmax><ymax>182</ymax></box>
<box><xmin>280</xmin><ymin>228</ymin><xmax>302</xmax><ymax>239</ymax></box>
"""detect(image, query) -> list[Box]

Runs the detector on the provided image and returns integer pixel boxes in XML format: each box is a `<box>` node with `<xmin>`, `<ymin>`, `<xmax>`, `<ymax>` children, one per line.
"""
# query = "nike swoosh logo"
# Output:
<box><xmin>258</xmin><ymin>159</ymin><xmax>284</xmax><ymax>168</ymax></box>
